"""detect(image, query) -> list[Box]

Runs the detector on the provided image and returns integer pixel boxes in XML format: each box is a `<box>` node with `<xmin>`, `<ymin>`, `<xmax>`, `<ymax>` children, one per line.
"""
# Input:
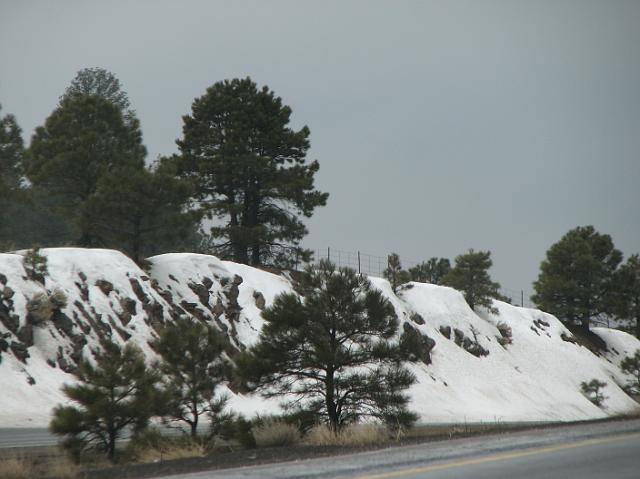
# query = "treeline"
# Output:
<box><xmin>384</xmin><ymin>226</ymin><xmax>640</xmax><ymax>338</ymax></box>
<box><xmin>0</xmin><ymin>68</ymin><xmax>327</xmax><ymax>266</ymax></box>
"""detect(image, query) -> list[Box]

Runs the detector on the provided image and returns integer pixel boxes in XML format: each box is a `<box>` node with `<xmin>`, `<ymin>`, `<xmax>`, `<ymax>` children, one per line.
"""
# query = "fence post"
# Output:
<box><xmin>327</xmin><ymin>247</ymin><xmax>330</xmax><ymax>262</ymax></box>
<box><xmin>521</xmin><ymin>290</ymin><xmax>524</xmax><ymax>307</ymax></box>
<box><xmin>358</xmin><ymin>251</ymin><xmax>361</xmax><ymax>275</ymax></box>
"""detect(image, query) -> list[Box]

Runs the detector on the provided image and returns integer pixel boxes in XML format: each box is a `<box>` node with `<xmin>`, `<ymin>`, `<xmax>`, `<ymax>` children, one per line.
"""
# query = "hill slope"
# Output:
<box><xmin>0</xmin><ymin>248</ymin><xmax>638</xmax><ymax>427</ymax></box>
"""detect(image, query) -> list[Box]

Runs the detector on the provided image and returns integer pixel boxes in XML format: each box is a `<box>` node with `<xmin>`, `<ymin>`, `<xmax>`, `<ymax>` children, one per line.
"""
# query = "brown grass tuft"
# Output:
<box><xmin>253</xmin><ymin>419</ymin><xmax>301</xmax><ymax>448</ymax></box>
<box><xmin>305</xmin><ymin>423</ymin><xmax>388</xmax><ymax>447</ymax></box>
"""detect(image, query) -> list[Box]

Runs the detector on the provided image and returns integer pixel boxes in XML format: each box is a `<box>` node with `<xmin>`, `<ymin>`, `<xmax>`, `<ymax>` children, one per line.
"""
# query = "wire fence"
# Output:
<box><xmin>306</xmin><ymin>246</ymin><xmax>535</xmax><ymax>308</ymax></box>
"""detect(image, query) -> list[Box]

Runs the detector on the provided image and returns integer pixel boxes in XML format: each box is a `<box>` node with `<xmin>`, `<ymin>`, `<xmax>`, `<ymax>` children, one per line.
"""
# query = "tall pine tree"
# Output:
<box><xmin>532</xmin><ymin>226</ymin><xmax>622</xmax><ymax>331</ymax></box>
<box><xmin>408</xmin><ymin>257</ymin><xmax>451</xmax><ymax>284</ymax></box>
<box><xmin>442</xmin><ymin>249</ymin><xmax>502</xmax><ymax>312</ymax></box>
<box><xmin>239</xmin><ymin>260</ymin><xmax>417</xmax><ymax>432</ymax></box>
<box><xmin>26</xmin><ymin>94</ymin><xmax>146</xmax><ymax>246</ymax></box>
<box><xmin>176</xmin><ymin>77</ymin><xmax>328</xmax><ymax>266</ymax></box>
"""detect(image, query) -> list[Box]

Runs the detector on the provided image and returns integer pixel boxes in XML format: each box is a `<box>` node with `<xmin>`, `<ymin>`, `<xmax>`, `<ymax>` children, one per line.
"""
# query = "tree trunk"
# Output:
<box><xmin>325</xmin><ymin>370</ymin><xmax>339</xmax><ymax>434</ymax></box>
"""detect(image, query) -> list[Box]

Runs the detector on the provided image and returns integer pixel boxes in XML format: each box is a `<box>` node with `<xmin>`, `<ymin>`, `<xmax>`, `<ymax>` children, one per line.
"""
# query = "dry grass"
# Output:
<box><xmin>253</xmin><ymin>419</ymin><xmax>301</xmax><ymax>448</ymax></box>
<box><xmin>0</xmin><ymin>453</ymin><xmax>78</xmax><ymax>479</ymax></box>
<box><xmin>0</xmin><ymin>454</ymin><xmax>36</xmax><ymax>479</ymax></box>
<box><xmin>131</xmin><ymin>440</ymin><xmax>207</xmax><ymax>464</ymax></box>
<box><xmin>305</xmin><ymin>423</ymin><xmax>389</xmax><ymax>447</ymax></box>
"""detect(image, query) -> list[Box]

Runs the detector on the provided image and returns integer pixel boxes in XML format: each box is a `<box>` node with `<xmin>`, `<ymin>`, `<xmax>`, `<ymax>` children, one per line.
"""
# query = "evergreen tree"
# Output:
<box><xmin>154</xmin><ymin>317</ymin><xmax>230</xmax><ymax>438</ymax></box>
<box><xmin>239</xmin><ymin>260</ymin><xmax>417</xmax><ymax>432</ymax></box>
<box><xmin>176</xmin><ymin>77</ymin><xmax>328</xmax><ymax>266</ymax></box>
<box><xmin>0</xmin><ymin>105</ymin><xmax>73</xmax><ymax>250</ymax></box>
<box><xmin>532</xmin><ymin>226</ymin><xmax>623</xmax><ymax>331</ymax></box>
<box><xmin>383</xmin><ymin>253</ymin><xmax>410</xmax><ymax>293</ymax></box>
<box><xmin>0</xmin><ymin>104</ymin><xmax>23</xmax><ymax>195</ymax></box>
<box><xmin>50</xmin><ymin>341</ymin><xmax>162</xmax><ymax>460</ymax></box>
<box><xmin>61</xmin><ymin>67</ymin><xmax>135</xmax><ymax>122</ymax></box>
<box><xmin>614</xmin><ymin>254</ymin><xmax>640</xmax><ymax>338</ymax></box>
<box><xmin>408</xmin><ymin>257</ymin><xmax>451</xmax><ymax>284</ymax></box>
<box><xmin>442</xmin><ymin>249</ymin><xmax>502</xmax><ymax>312</ymax></box>
<box><xmin>25</xmin><ymin>94</ymin><xmax>146</xmax><ymax>246</ymax></box>
<box><xmin>620</xmin><ymin>350</ymin><xmax>640</xmax><ymax>396</ymax></box>
<box><xmin>82</xmin><ymin>160</ymin><xmax>196</xmax><ymax>264</ymax></box>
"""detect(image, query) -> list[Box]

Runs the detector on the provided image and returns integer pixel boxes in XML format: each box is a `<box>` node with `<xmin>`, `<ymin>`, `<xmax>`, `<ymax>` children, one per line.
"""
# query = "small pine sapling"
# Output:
<box><xmin>620</xmin><ymin>350</ymin><xmax>640</xmax><ymax>396</ymax></box>
<box><xmin>580</xmin><ymin>379</ymin><xmax>608</xmax><ymax>407</ymax></box>
<box><xmin>23</xmin><ymin>247</ymin><xmax>48</xmax><ymax>283</ymax></box>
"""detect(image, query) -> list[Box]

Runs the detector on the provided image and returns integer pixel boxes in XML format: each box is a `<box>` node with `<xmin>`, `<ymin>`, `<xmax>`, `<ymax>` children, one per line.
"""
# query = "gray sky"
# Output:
<box><xmin>1</xmin><ymin>0</ymin><xmax>639</xmax><ymax>301</ymax></box>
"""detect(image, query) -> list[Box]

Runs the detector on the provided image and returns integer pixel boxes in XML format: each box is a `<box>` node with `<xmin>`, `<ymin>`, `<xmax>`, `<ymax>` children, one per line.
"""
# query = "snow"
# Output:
<box><xmin>1</xmin><ymin>248</ymin><xmax>639</xmax><ymax>428</ymax></box>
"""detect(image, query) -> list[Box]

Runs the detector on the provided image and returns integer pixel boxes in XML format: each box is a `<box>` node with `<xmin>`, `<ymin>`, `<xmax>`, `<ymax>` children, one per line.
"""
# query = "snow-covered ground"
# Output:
<box><xmin>1</xmin><ymin>248</ymin><xmax>638</xmax><ymax>427</ymax></box>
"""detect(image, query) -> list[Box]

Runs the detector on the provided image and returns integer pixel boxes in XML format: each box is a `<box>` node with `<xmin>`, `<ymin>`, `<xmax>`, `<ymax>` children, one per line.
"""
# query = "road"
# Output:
<box><xmin>155</xmin><ymin>419</ymin><xmax>640</xmax><ymax>479</ymax></box>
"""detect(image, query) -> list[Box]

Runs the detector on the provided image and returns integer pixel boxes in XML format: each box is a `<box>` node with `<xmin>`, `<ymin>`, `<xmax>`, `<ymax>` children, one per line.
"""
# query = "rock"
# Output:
<box><xmin>52</xmin><ymin>310</ymin><xmax>75</xmax><ymax>336</ymax></box>
<box><xmin>10</xmin><ymin>341</ymin><xmax>29</xmax><ymax>363</ymax></box>
<box><xmin>400</xmin><ymin>322</ymin><xmax>436</xmax><ymax>364</ymax></box>
<box><xmin>561</xmin><ymin>332</ymin><xmax>577</xmax><ymax>344</ymax></box>
<box><xmin>189</xmin><ymin>282</ymin><xmax>210</xmax><ymax>305</ymax></box>
<box><xmin>410</xmin><ymin>313</ymin><xmax>425</xmax><ymax>325</ymax></box>
<box><xmin>0</xmin><ymin>303</ymin><xmax>20</xmax><ymax>333</ymax></box>
<box><xmin>202</xmin><ymin>277</ymin><xmax>214</xmax><ymax>290</ymax></box>
<box><xmin>2</xmin><ymin>286</ymin><xmax>14</xmax><ymax>300</ymax></box>
<box><xmin>95</xmin><ymin>279</ymin><xmax>114</xmax><ymax>296</ymax></box>
<box><xmin>453</xmin><ymin>328</ymin><xmax>464</xmax><ymax>346</ymax></box>
<box><xmin>0</xmin><ymin>337</ymin><xmax>9</xmax><ymax>352</ymax></box>
<box><xmin>439</xmin><ymin>325</ymin><xmax>452</xmax><ymax>339</ymax></box>
<box><xmin>253</xmin><ymin>291</ymin><xmax>266</xmax><ymax>310</ymax></box>
<box><xmin>17</xmin><ymin>324</ymin><xmax>34</xmax><ymax>346</ymax></box>
<box><xmin>129</xmin><ymin>279</ymin><xmax>149</xmax><ymax>303</ymax></box>
<box><xmin>0</xmin><ymin>273</ymin><xmax>7</xmax><ymax>285</ymax></box>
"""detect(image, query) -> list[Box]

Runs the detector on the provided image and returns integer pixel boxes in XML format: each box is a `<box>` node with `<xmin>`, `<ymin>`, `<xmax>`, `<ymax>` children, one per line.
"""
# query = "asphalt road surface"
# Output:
<box><xmin>156</xmin><ymin>419</ymin><xmax>640</xmax><ymax>479</ymax></box>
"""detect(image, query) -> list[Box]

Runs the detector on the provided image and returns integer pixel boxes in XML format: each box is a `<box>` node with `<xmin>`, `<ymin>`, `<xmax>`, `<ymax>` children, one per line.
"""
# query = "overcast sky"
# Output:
<box><xmin>1</xmin><ymin>0</ymin><xmax>639</xmax><ymax>301</ymax></box>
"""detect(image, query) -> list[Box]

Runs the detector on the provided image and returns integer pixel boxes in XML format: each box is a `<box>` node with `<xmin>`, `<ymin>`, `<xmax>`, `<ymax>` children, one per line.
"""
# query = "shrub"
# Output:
<box><xmin>252</xmin><ymin>419</ymin><xmax>301</xmax><ymax>448</ymax></box>
<box><xmin>305</xmin><ymin>423</ymin><xmax>388</xmax><ymax>447</ymax></box>
<box><xmin>127</xmin><ymin>429</ymin><xmax>206</xmax><ymax>463</ymax></box>
<box><xmin>23</xmin><ymin>247</ymin><xmax>48</xmax><ymax>283</ymax></box>
<box><xmin>621</xmin><ymin>350</ymin><xmax>640</xmax><ymax>396</ymax></box>
<box><xmin>26</xmin><ymin>289</ymin><xmax>67</xmax><ymax>325</ymax></box>
<box><xmin>581</xmin><ymin>379</ymin><xmax>608</xmax><ymax>407</ymax></box>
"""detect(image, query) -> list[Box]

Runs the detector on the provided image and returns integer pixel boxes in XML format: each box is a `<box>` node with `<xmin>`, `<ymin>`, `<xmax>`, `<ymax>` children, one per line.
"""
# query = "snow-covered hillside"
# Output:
<box><xmin>1</xmin><ymin>248</ymin><xmax>638</xmax><ymax>427</ymax></box>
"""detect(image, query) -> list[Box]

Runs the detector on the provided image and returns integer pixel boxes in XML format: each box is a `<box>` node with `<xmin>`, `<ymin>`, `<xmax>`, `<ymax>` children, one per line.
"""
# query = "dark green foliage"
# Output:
<box><xmin>580</xmin><ymin>379</ymin><xmax>607</xmax><ymax>407</ymax></box>
<box><xmin>408</xmin><ymin>258</ymin><xmax>451</xmax><ymax>285</ymax></box>
<box><xmin>614</xmin><ymin>255</ymin><xmax>640</xmax><ymax>338</ymax></box>
<box><xmin>61</xmin><ymin>67</ymin><xmax>134</xmax><ymax>121</ymax></box>
<box><xmin>620</xmin><ymin>350</ymin><xmax>640</xmax><ymax>396</ymax></box>
<box><xmin>240</xmin><ymin>260</ymin><xmax>417</xmax><ymax>432</ymax></box>
<box><xmin>25</xmin><ymin>94</ymin><xmax>146</xmax><ymax>246</ymax></box>
<box><xmin>383</xmin><ymin>253</ymin><xmax>410</xmax><ymax>293</ymax></box>
<box><xmin>50</xmin><ymin>341</ymin><xmax>162</xmax><ymax>461</ymax></box>
<box><xmin>0</xmin><ymin>104</ymin><xmax>24</xmax><ymax>195</ymax></box>
<box><xmin>83</xmin><ymin>160</ymin><xmax>196</xmax><ymax>264</ymax></box>
<box><xmin>532</xmin><ymin>226</ymin><xmax>623</xmax><ymax>332</ymax></box>
<box><xmin>154</xmin><ymin>317</ymin><xmax>230</xmax><ymax>438</ymax></box>
<box><xmin>23</xmin><ymin>246</ymin><xmax>48</xmax><ymax>283</ymax></box>
<box><xmin>175</xmin><ymin>77</ymin><xmax>328</xmax><ymax>266</ymax></box>
<box><xmin>442</xmin><ymin>249</ymin><xmax>502</xmax><ymax>313</ymax></box>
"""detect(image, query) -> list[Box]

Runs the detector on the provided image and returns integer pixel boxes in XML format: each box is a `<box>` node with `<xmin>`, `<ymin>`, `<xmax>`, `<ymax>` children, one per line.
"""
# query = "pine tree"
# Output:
<box><xmin>82</xmin><ymin>160</ymin><xmax>196</xmax><ymax>264</ymax></box>
<box><xmin>614</xmin><ymin>254</ymin><xmax>640</xmax><ymax>338</ymax></box>
<box><xmin>175</xmin><ymin>77</ymin><xmax>328</xmax><ymax>266</ymax></box>
<box><xmin>239</xmin><ymin>260</ymin><xmax>417</xmax><ymax>432</ymax></box>
<box><xmin>25</xmin><ymin>94</ymin><xmax>146</xmax><ymax>246</ymax></box>
<box><xmin>50</xmin><ymin>341</ymin><xmax>162</xmax><ymax>460</ymax></box>
<box><xmin>0</xmin><ymin>104</ymin><xmax>24</xmax><ymax>195</ymax></box>
<box><xmin>383</xmin><ymin>253</ymin><xmax>410</xmax><ymax>293</ymax></box>
<box><xmin>61</xmin><ymin>67</ymin><xmax>135</xmax><ymax>123</ymax></box>
<box><xmin>620</xmin><ymin>350</ymin><xmax>640</xmax><ymax>396</ymax></box>
<box><xmin>0</xmin><ymin>106</ymin><xmax>73</xmax><ymax>250</ymax></box>
<box><xmin>153</xmin><ymin>317</ymin><xmax>230</xmax><ymax>438</ymax></box>
<box><xmin>532</xmin><ymin>226</ymin><xmax>623</xmax><ymax>331</ymax></box>
<box><xmin>442</xmin><ymin>249</ymin><xmax>502</xmax><ymax>313</ymax></box>
<box><xmin>408</xmin><ymin>257</ymin><xmax>451</xmax><ymax>284</ymax></box>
